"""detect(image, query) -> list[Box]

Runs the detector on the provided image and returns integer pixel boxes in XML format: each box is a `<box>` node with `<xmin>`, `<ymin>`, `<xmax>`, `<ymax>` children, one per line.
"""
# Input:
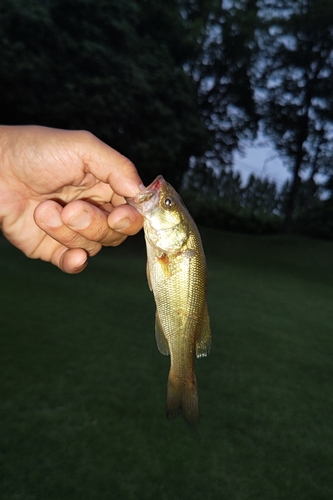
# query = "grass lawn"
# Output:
<box><xmin>1</xmin><ymin>229</ymin><xmax>333</xmax><ymax>499</ymax></box>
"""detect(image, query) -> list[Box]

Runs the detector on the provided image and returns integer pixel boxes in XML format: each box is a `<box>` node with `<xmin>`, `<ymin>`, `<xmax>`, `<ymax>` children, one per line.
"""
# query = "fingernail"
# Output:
<box><xmin>74</xmin><ymin>259</ymin><xmax>88</xmax><ymax>273</ymax></box>
<box><xmin>68</xmin><ymin>210</ymin><xmax>91</xmax><ymax>229</ymax></box>
<box><xmin>111</xmin><ymin>217</ymin><xmax>130</xmax><ymax>231</ymax></box>
<box><xmin>42</xmin><ymin>207</ymin><xmax>62</xmax><ymax>228</ymax></box>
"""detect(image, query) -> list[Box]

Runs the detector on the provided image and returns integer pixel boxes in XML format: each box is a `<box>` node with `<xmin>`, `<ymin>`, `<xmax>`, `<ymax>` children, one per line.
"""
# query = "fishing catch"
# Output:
<box><xmin>126</xmin><ymin>175</ymin><xmax>211</xmax><ymax>426</ymax></box>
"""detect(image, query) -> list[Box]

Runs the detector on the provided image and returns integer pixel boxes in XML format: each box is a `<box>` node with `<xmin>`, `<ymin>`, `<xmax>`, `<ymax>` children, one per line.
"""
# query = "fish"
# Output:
<box><xmin>126</xmin><ymin>175</ymin><xmax>211</xmax><ymax>426</ymax></box>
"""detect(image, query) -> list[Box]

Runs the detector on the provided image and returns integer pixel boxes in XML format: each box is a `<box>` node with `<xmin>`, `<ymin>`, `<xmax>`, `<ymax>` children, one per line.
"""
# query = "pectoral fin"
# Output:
<box><xmin>155</xmin><ymin>311</ymin><xmax>170</xmax><ymax>355</ymax></box>
<box><xmin>146</xmin><ymin>261</ymin><xmax>152</xmax><ymax>291</ymax></box>
<box><xmin>196</xmin><ymin>302</ymin><xmax>211</xmax><ymax>358</ymax></box>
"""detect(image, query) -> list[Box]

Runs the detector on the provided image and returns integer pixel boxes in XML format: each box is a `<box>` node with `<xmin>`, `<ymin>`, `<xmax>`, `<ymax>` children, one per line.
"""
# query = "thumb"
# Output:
<box><xmin>73</xmin><ymin>131</ymin><xmax>143</xmax><ymax>198</ymax></box>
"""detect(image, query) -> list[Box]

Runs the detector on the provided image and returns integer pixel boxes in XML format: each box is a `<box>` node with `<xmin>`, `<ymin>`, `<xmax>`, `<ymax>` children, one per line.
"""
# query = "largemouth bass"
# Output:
<box><xmin>126</xmin><ymin>175</ymin><xmax>211</xmax><ymax>426</ymax></box>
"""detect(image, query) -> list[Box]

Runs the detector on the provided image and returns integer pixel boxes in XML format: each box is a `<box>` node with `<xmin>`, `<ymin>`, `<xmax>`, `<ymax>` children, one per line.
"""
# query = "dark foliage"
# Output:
<box><xmin>0</xmin><ymin>0</ymin><xmax>208</xmax><ymax>187</ymax></box>
<box><xmin>182</xmin><ymin>190</ymin><xmax>283</xmax><ymax>235</ymax></box>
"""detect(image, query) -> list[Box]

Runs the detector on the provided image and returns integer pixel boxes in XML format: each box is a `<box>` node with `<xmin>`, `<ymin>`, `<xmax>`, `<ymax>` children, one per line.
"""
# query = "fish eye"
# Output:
<box><xmin>163</xmin><ymin>197</ymin><xmax>174</xmax><ymax>209</ymax></box>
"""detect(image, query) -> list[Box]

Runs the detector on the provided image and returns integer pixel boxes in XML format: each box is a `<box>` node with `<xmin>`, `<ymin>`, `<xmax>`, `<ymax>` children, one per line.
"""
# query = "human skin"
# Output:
<box><xmin>0</xmin><ymin>125</ymin><xmax>143</xmax><ymax>273</ymax></box>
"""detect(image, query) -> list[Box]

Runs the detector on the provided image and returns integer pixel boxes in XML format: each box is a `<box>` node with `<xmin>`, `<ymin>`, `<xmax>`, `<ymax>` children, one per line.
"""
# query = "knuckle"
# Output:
<box><xmin>109</xmin><ymin>234</ymin><xmax>127</xmax><ymax>247</ymax></box>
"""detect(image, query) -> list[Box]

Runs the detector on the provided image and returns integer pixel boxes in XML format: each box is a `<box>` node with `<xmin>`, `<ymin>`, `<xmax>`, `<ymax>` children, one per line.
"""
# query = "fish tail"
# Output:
<box><xmin>166</xmin><ymin>369</ymin><xmax>199</xmax><ymax>427</ymax></box>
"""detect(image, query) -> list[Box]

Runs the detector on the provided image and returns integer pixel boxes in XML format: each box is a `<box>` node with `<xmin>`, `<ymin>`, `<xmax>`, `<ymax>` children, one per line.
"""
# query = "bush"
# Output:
<box><xmin>294</xmin><ymin>200</ymin><xmax>333</xmax><ymax>240</ymax></box>
<box><xmin>181</xmin><ymin>191</ymin><xmax>284</xmax><ymax>235</ymax></box>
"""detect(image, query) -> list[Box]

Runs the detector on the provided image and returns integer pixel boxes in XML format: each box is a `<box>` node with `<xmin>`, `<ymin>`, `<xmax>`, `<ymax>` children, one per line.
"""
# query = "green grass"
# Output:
<box><xmin>1</xmin><ymin>229</ymin><xmax>333</xmax><ymax>500</ymax></box>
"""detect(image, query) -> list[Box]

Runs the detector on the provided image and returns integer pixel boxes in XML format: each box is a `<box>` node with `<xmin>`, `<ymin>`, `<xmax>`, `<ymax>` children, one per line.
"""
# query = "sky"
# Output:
<box><xmin>233</xmin><ymin>133</ymin><xmax>290</xmax><ymax>190</ymax></box>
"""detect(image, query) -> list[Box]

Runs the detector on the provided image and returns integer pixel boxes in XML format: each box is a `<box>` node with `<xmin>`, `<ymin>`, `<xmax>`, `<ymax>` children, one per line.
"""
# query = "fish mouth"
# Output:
<box><xmin>127</xmin><ymin>191</ymin><xmax>154</xmax><ymax>204</ymax></box>
<box><xmin>125</xmin><ymin>175</ymin><xmax>165</xmax><ymax>214</ymax></box>
<box><xmin>148</xmin><ymin>175</ymin><xmax>165</xmax><ymax>192</ymax></box>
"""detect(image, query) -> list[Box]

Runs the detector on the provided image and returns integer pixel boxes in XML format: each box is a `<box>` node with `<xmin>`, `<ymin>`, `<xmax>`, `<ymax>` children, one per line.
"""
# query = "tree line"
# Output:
<box><xmin>182</xmin><ymin>165</ymin><xmax>333</xmax><ymax>238</ymax></box>
<box><xmin>1</xmin><ymin>0</ymin><xmax>333</xmax><ymax>237</ymax></box>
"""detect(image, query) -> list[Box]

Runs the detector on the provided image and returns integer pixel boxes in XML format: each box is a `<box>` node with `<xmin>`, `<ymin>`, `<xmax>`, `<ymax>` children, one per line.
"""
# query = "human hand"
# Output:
<box><xmin>0</xmin><ymin>125</ymin><xmax>143</xmax><ymax>273</ymax></box>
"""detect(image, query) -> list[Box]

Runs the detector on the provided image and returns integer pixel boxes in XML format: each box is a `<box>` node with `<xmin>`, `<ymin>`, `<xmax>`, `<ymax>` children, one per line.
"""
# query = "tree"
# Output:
<box><xmin>189</xmin><ymin>0</ymin><xmax>260</xmax><ymax>172</ymax></box>
<box><xmin>257</xmin><ymin>0</ymin><xmax>333</xmax><ymax>231</ymax></box>
<box><xmin>242</xmin><ymin>173</ymin><xmax>279</xmax><ymax>215</ymax></box>
<box><xmin>0</xmin><ymin>0</ymin><xmax>208</xmax><ymax>187</ymax></box>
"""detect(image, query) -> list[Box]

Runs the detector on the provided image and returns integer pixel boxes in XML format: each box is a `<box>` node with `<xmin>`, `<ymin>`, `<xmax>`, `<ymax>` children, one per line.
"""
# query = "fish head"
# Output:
<box><xmin>126</xmin><ymin>175</ymin><xmax>190</xmax><ymax>252</ymax></box>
